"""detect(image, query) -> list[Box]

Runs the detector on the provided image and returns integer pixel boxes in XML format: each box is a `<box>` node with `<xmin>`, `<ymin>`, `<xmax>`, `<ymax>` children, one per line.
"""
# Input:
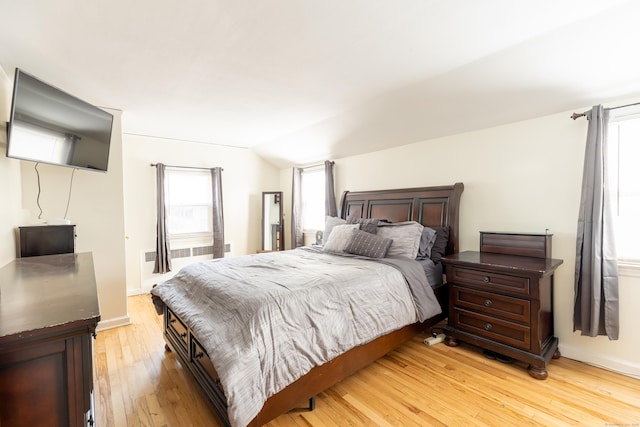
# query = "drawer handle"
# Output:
<box><xmin>194</xmin><ymin>351</ymin><xmax>205</xmax><ymax>360</ymax></box>
<box><xmin>180</xmin><ymin>332</ymin><xmax>187</xmax><ymax>339</ymax></box>
<box><xmin>484</xmin><ymin>323</ymin><xmax>493</xmax><ymax>331</ymax></box>
<box><xmin>169</xmin><ymin>318</ymin><xmax>177</xmax><ymax>324</ymax></box>
<box><xmin>484</xmin><ymin>299</ymin><xmax>492</xmax><ymax>307</ymax></box>
<box><xmin>483</xmin><ymin>276</ymin><xmax>490</xmax><ymax>283</ymax></box>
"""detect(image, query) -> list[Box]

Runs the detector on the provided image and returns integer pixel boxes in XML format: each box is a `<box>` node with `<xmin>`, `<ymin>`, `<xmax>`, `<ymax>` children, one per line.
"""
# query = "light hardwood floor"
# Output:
<box><xmin>94</xmin><ymin>295</ymin><xmax>640</xmax><ymax>426</ymax></box>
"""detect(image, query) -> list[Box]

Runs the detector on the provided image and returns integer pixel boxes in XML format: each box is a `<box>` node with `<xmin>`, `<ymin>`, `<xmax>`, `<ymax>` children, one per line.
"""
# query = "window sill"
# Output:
<box><xmin>618</xmin><ymin>260</ymin><xmax>640</xmax><ymax>278</ymax></box>
<box><xmin>169</xmin><ymin>233</ymin><xmax>212</xmax><ymax>240</ymax></box>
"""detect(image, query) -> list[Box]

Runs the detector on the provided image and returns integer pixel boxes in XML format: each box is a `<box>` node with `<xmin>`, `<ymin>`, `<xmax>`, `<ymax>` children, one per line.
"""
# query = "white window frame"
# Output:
<box><xmin>607</xmin><ymin>107</ymin><xmax>640</xmax><ymax>274</ymax></box>
<box><xmin>164</xmin><ymin>167</ymin><xmax>213</xmax><ymax>240</ymax></box>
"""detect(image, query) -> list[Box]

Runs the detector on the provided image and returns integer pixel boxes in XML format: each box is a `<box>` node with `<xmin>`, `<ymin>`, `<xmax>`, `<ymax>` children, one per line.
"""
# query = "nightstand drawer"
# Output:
<box><xmin>452</xmin><ymin>285</ymin><xmax>530</xmax><ymax>325</ymax></box>
<box><xmin>451</xmin><ymin>308</ymin><xmax>531</xmax><ymax>350</ymax></box>
<box><xmin>449</xmin><ymin>266</ymin><xmax>530</xmax><ymax>296</ymax></box>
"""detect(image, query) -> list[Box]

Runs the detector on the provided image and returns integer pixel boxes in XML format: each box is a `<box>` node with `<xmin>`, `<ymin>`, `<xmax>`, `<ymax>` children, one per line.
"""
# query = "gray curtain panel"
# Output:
<box><xmin>211</xmin><ymin>167</ymin><xmax>225</xmax><ymax>258</ymax></box>
<box><xmin>291</xmin><ymin>167</ymin><xmax>304</xmax><ymax>248</ymax></box>
<box><xmin>574</xmin><ymin>105</ymin><xmax>619</xmax><ymax>340</ymax></box>
<box><xmin>153</xmin><ymin>163</ymin><xmax>171</xmax><ymax>274</ymax></box>
<box><xmin>325</xmin><ymin>160</ymin><xmax>337</xmax><ymax>217</ymax></box>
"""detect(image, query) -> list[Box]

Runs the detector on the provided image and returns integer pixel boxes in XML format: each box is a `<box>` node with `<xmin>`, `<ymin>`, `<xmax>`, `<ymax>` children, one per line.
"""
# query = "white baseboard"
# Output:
<box><xmin>127</xmin><ymin>287</ymin><xmax>145</xmax><ymax>296</ymax></box>
<box><xmin>559</xmin><ymin>344</ymin><xmax>640</xmax><ymax>379</ymax></box>
<box><xmin>96</xmin><ymin>315</ymin><xmax>131</xmax><ymax>332</ymax></box>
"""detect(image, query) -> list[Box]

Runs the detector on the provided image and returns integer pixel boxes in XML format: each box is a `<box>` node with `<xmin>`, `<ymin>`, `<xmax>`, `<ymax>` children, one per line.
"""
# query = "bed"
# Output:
<box><xmin>151</xmin><ymin>182</ymin><xmax>463</xmax><ymax>426</ymax></box>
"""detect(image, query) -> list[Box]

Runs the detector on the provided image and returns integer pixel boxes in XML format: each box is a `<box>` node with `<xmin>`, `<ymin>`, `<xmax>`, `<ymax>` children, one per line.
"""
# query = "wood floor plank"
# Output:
<box><xmin>94</xmin><ymin>295</ymin><xmax>640</xmax><ymax>426</ymax></box>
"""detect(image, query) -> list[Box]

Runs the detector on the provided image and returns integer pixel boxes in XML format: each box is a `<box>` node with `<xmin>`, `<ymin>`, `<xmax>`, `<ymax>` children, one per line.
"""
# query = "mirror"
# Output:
<box><xmin>262</xmin><ymin>192</ymin><xmax>284</xmax><ymax>251</ymax></box>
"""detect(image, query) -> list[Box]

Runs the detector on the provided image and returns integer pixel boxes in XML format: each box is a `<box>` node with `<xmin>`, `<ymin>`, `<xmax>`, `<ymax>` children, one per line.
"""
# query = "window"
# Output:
<box><xmin>165</xmin><ymin>168</ymin><xmax>212</xmax><ymax>237</ymax></box>
<box><xmin>607</xmin><ymin>111</ymin><xmax>640</xmax><ymax>264</ymax></box>
<box><xmin>301</xmin><ymin>166</ymin><xmax>325</xmax><ymax>231</ymax></box>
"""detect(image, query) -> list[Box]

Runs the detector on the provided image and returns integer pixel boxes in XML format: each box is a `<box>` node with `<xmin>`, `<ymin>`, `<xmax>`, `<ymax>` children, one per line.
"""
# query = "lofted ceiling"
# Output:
<box><xmin>2</xmin><ymin>0</ymin><xmax>640</xmax><ymax>168</ymax></box>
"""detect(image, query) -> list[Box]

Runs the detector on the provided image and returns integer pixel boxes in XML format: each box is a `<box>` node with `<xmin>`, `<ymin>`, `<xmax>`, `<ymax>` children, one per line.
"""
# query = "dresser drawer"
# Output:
<box><xmin>450</xmin><ymin>266</ymin><xmax>530</xmax><ymax>296</ymax></box>
<box><xmin>192</xmin><ymin>337</ymin><xmax>217</xmax><ymax>379</ymax></box>
<box><xmin>166</xmin><ymin>308</ymin><xmax>189</xmax><ymax>353</ymax></box>
<box><xmin>451</xmin><ymin>285</ymin><xmax>531</xmax><ymax>325</ymax></box>
<box><xmin>450</xmin><ymin>308</ymin><xmax>531</xmax><ymax>350</ymax></box>
<box><xmin>191</xmin><ymin>336</ymin><xmax>226</xmax><ymax>402</ymax></box>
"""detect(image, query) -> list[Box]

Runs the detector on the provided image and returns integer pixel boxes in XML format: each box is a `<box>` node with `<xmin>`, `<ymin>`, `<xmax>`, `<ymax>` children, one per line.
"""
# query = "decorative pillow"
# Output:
<box><xmin>430</xmin><ymin>226</ymin><xmax>450</xmax><ymax>263</ymax></box>
<box><xmin>376</xmin><ymin>221</ymin><xmax>424</xmax><ymax>259</ymax></box>
<box><xmin>346</xmin><ymin>216</ymin><xmax>379</xmax><ymax>234</ymax></box>
<box><xmin>416</xmin><ymin>227</ymin><xmax>438</xmax><ymax>260</ymax></box>
<box><xmin>323</xmin><ymin>216</ymin><xmax>346</xmax><ymax>244</ymax></box>
<box><xmin>344</xmin><ymin>229</ymin><xmax>393</xmax><ymax>258</ymax></box>
<box><xmin>322</xmin><ymin>224</ymin><xmax>359</xmax><ymax>253</ymax></box>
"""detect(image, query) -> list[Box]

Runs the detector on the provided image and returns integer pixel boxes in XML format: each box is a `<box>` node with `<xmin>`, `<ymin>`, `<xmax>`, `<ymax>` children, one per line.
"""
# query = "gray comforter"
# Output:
<box><xmin>151</xmin><ymin>247</ymin><xmax>441</xmax><ymax>426</ymax></box>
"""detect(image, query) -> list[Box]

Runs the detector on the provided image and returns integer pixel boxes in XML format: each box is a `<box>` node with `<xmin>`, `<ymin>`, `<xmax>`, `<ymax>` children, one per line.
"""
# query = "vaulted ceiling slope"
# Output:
<box><xmin>2</xmin><ymin>1</ymin><xmax>640</xmax><ymax>168</ymax></box>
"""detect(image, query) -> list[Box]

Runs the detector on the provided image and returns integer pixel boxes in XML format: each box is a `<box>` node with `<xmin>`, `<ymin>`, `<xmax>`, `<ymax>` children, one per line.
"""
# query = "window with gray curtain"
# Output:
<box><xmin>574</xmin><ymin>105</ymin><xmax>619</xmax><ymax>340</ymax></box>
<box><xmin>291</xmin><ymin>161</ymin><xmax>337</xmax><ymax>248</ymax></box>
<box><xmin>154</xmin><ymin>164</ymin><xmax>224</xmax><ymax>273</ymax></box>
<box><xmin>153</xmin><ymin>163</ymin><xmax>171</xmax><ymax>273</ymax></box>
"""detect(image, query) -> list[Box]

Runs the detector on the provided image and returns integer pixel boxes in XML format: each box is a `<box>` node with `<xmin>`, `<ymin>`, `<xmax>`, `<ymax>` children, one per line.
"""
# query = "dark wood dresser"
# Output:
<box><xmin>443</xmin><ymin>232</ymin><xmax>563</xmax><ymax>379</ymax></box>
<box><xmin>0</xmin><ymin>253</ymin><xmax>101</xmax><ymax>426</ymax></box>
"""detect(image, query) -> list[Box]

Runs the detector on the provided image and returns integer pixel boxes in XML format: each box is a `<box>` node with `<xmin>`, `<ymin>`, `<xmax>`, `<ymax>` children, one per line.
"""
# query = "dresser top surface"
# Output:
<box><xmin>0</xmin><ymin>252</ymin><xmax>100</xmax><ymax>340</ymax></box>
<box><xmin>442</xmin><ymin>250</ymin><xmax>564</xmax><ymax>275</ymax></box>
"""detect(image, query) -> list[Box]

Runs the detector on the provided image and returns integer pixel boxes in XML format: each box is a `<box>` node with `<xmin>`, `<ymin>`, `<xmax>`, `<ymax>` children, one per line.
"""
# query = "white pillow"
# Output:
<box><xmin>376</xmin><ymin>221</ymin><xmax>424</xmax><ymax>258</ymax></box>
<box><xmin>322</xmin><ymin>224</ymin><xmax>359</xmax><ymax>253</ymax></box>
<box><xmin>323</xmin><ymin>216</ymin><xmax>347</xmax><ymax>245</ymax></box>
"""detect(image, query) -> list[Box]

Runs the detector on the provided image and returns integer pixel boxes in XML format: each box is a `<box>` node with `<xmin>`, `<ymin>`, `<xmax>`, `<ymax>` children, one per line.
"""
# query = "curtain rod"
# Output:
<box><xmin>299</xmin><ymin>160</ymin><xmax>333</xmax><ymax>169</ymax></box>
<box><xmin>571</xmin><ymin>101</ymin><xmax>640</xmax><ymax>120</ymax></box>
<box><xmin>150</xmin><ymin>163</ymin><xmax>223</xmax><ymax>171</ymax></box>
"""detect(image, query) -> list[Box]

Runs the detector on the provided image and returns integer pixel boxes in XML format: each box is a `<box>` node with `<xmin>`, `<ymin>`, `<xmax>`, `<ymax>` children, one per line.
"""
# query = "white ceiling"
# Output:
<box><xmin>2</xmin><ymin>0</ymin><xmax>640</xmax><ymax>168</ymax></box>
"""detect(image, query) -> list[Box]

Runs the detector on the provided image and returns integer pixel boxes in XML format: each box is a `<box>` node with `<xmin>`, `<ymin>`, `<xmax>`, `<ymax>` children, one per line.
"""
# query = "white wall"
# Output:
<box><xmin>122</xmin><ymin>134</ymin><xmax>280</xmax><ymax>295</ymax></box>
<box><xmin>313</xmin><ymin>107</ymin><xmax>639</xmax><ymax>378</ymax></box>
<box><xmin>19</xmin><ymin>109</ymin><xmax>129</xmax><ymax>331</ymax></box>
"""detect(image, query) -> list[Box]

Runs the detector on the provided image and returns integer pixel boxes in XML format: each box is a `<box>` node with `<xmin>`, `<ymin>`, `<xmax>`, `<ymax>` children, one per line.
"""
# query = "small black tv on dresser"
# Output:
<box><xmin>18</xmin><ymin>225</ymin><xmax>76</xmax><ymax>257</ymax></box>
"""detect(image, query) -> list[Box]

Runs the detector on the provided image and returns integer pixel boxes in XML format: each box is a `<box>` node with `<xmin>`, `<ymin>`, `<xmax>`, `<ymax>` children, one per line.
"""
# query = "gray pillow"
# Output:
<box><xmin>376</xmin><ymin>221</ymin><xmax>424</xmax><ymax>259</ymax></box>
<box><xmin>344</xmin><ymin>229</ymin><xmax>393</xmax><ymax>258</ymax></box>
<box><xmin>323</xmin><ymin>216</ymin><xmax>346</xmax><ymax>245</ymax></box>
<box><xmin>430</xmin><ymin>226</ymin><xmax>450</xmax><ymax>263</ymax></box>
<box><xmin>416</xmin><ymin>227</ymin><xmax>438</xmax><ymax>260</ymax></box>
<box><xmin>346</xmin><ymin>216</ymin><xmax>379</xmax><ymax>234</ymax></box>
<box><xmin>322</xmin><ymin>224</ymin><xmax>359</xmax><ymax>253</ymax></box>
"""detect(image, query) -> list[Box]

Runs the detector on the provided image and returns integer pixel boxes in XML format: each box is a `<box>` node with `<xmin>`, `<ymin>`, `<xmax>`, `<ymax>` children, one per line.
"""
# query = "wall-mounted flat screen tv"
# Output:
<box><xmin>6</xmin><ymin>68</ymin><xmax>113</xmax><ymax>172</ymax></box>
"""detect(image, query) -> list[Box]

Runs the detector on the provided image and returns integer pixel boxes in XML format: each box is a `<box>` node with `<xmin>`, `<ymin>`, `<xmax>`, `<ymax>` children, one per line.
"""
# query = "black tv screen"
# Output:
<box><xmin>6</xmin><ymin>69</ymin><xmax>113</xmax><ymax>172</ymax></box>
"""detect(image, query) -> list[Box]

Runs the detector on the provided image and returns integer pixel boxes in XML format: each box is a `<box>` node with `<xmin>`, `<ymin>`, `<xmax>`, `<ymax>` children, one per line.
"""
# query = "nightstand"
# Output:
<box><xmin>443</xmin><ymin>232</ymin><xmax>563</xmax><ymax>379</ymax></box>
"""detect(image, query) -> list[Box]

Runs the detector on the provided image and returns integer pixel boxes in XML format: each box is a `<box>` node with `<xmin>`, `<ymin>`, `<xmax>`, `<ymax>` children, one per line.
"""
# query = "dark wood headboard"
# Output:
<box><xmin>339</xmin><ymin>183</ymin><xmax>464</xmax><ymax>255</ymax></box>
